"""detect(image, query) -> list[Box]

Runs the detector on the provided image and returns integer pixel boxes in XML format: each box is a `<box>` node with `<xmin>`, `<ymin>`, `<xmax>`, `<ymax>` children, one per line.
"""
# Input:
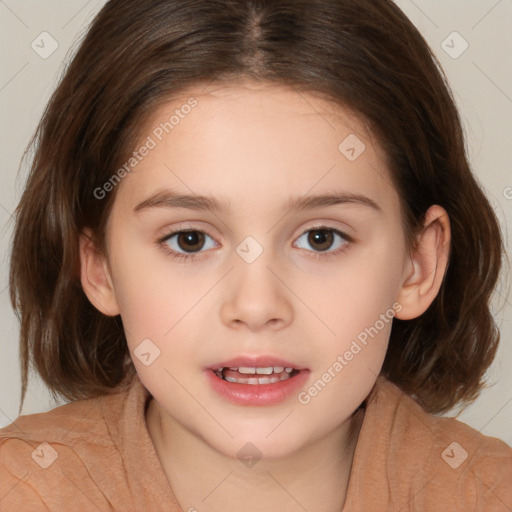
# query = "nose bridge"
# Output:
<box><xmin>219</xmin><ymin>235</ymin><xmax>293</xmax><ymax>331</ymax></box>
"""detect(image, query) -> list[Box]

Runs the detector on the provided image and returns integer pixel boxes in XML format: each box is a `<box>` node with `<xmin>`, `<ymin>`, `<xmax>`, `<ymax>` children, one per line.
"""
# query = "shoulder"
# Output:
<box><xmin>422</xmin><ymin>406</ymin><xmax>511</xmax><ymax>510</ymax></box>
<box><xmin>0</xmin><ymin>387</ymin><xmax>131</xmax><ymax>511</ymax></box>
<box><xmin>0</xmin><ymin>388</ymin><xmax>118</xmax><ymax>450</ymax></box>
<box><xmin>371</xmin><ymin>377</ymin><xmax>512</xmax><ymax>510</ymax></box>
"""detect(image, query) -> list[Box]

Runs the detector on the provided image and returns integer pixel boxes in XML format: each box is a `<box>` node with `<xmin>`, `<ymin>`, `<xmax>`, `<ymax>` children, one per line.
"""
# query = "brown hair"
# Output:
<box><xmin>9</xmin><ymin>0</ymin><xmax>505</xmax><ymax>415</ymax></box>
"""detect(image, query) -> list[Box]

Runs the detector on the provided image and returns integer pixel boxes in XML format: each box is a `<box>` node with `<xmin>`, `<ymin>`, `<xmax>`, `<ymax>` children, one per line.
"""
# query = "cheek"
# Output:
<box><xmin>316</xmin><ymin>248</ymin><xmax>403</xmax><ymax>331</ymax></box>
<box><xmin>107</xmin><ymin>234</ymin><xmax>186</xmax><ymax>343</ymax></box>
<box><xmin>109</xmin><ymin>217</ymin><xmax>405</xmax><ymax>364</ymax></box>
<box><xmin>108</xmin><ymin>242</ymin><xmax>218</xmax><ymax>372</ymax></box>
<box><xmin>294</xmin><ymin>256</ymin><xmax>400</xmax><ymax>422</ymax></box>
<box><xmin>300</xmin><ymin>240</ymin><xmax>404</xmax><ymax>375</ymax></box>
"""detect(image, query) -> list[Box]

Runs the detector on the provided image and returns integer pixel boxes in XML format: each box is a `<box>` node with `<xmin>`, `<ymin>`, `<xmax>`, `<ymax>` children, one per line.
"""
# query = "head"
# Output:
<box><xmin>10</xmin><ymin>0</ymin><xmax>503</xmax><ymax>452</ymax></box>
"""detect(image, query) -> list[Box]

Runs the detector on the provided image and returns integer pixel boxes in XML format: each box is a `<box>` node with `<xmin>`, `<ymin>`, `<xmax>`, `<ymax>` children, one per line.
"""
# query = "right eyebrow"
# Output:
<box><xmin>133</xmin><ymin>189</ymin><xmax>231</xmax><ymax>214</ymax></box>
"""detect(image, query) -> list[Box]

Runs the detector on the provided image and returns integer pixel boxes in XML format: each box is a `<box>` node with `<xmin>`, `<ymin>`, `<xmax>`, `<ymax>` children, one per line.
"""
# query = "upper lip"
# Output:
<box><xmin>207</xmin><ymin>356</ymin><xmax>308</xmax><ymax>371</ymax></box>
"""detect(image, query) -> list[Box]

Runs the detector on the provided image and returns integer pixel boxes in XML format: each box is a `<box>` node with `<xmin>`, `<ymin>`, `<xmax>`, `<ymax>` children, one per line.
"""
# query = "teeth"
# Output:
<box><xmin>256</xmin><ymin>377</ymin><xmax>273</xmax><ymax>384</ymax></box>
<box><xmin>213</xmin><ymin>365</ymin><xmax>299</xmax><ymax>384</ymax></box>
<box><xmin>224</xmin><ymin>373</ymin><xmax>291</xmax><ymax>385</ymax></box>
<box><xmin>256</xmin><ymin>367</ymin><xmax>273</xmax><ymax>375</ymax></box>
<box><xmin>238</xmin><ymin>367</ymin><xmax>256</xmax><ymax>374</ymax></box>
<box><xmin>219</xmin><ymin>366</ymin><xmax>293</xmax><ymax>374</ymax></box>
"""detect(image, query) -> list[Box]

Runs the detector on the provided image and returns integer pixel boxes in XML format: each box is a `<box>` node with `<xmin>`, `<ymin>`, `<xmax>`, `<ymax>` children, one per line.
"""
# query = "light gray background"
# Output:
<box><xmin>1</xmin><ymin>1</ymin><xmax>511</xmax><ymax>445</ymax></box>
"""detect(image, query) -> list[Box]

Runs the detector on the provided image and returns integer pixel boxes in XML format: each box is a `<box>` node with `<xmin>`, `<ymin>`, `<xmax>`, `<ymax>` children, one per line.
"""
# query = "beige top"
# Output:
<box><xmin>1</xmin><ymin>374</ymin><xmax>511</xmax><ymax>511</ymax></box>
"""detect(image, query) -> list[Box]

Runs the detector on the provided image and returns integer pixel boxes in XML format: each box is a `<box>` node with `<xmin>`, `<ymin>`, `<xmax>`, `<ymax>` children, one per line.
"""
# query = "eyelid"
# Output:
<box><xmin>296</xmin><ymin>223</ymin><xmax>353</xmax><ymax>242</ymax></box>
<box><xmin>157</xmin><ymin>216</ymin><xmax>357</xmax><ymax>263</ymax></box>
<box><xmin>292</xmin><ymin>225</ymin><xmax>352</xmax><ymax>258</ymax></box>
<box><xmin>158</xmin><ymin>226</ymin><xmax>219</xmax><ymax>249</ymax></box>
<box><xmin>158</xmin><ymin>227</ymin><xmax>218</xmax><ymax>263</ymax></box>
<box><xmin>158</xmin><ymin>222</ymin><xmax>352</xmax><ymax>245</ymax></box>
<box><xmin>158</xmin><ymin>221</ymin><xmax>219</xmax><ymax>240</ymax></box>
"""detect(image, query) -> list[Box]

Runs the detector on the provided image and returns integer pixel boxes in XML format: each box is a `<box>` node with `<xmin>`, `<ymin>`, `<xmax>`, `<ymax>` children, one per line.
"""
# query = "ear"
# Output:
<box><xmin>395</xmin><ymin>205</ymin><xmax>451</xmax><ymax>320</ymax></box>
<box><xmin>78</xmin><ymin>228</ymin><xmax>120</xmax><ymax>316</ymax></box>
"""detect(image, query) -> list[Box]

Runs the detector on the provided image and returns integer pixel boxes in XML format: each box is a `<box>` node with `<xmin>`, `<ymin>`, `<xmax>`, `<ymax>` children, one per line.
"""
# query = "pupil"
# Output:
<box><xmin>309</xmin><ymin>229</ymin><xmax>333</xmax><ymax>251</ymax></box>
<box><xmin>178</xmin><ymin>231</ymin><xmax>204</xmax><ymax>252</ymax></box>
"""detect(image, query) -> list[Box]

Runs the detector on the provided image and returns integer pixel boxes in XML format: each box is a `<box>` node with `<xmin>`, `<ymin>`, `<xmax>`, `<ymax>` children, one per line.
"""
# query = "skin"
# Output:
<box><xmin>79</xmin><ymin>79</ymin><xmax>450</xmax><ymax>512</ymax></box>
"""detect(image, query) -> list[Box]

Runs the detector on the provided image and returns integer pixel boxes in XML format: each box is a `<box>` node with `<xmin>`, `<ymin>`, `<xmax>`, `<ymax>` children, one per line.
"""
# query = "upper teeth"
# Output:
<box><xmin>216</xmin><ymin>366</ymin><xmax>293</xmax><ymax>374</ymax></box>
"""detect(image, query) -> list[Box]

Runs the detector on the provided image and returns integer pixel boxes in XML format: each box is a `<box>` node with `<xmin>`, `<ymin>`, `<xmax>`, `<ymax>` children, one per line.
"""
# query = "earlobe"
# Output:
<box><xmin>78</xmin><ymin>228</ymin><xmax>120</xmax><ymax>317</ymax></box>
<box><xmin>395</xmin><ymin>205</ymin><xmax>451</xmax><ymax>321</ymax></box>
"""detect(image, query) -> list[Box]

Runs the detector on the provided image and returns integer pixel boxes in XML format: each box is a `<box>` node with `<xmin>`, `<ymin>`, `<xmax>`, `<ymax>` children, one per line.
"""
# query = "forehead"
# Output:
<box><xmin>114</xmin><ymin>80</ymin><xmax>398</xmax><ymax>218</ymax></box>
<box><xmin>154</xmin><ymin>79</ymin><xmax>368</xmax><ymax>137</ymax></box>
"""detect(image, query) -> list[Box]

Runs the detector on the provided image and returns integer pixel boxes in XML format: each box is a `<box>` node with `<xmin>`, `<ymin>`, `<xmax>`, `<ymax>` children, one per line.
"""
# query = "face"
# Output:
<box><xmin>95</xmin><ymin>80</ymin><xmax>413</xmax><ymax>459</ymax></box>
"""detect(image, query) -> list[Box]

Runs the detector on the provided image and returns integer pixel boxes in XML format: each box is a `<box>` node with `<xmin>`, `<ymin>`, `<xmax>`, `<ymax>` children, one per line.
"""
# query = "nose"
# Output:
<box><xmin>220</xmin><ymin>255</ymin><xmax>294</xmax><ymax>332</ymax></box>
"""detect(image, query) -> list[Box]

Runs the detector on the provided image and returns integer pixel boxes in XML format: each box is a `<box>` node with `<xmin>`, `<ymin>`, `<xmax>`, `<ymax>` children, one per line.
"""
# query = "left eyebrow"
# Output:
<box><xmin>285</xmin><ymin>192</ymin><xmax>381</xmax><ymax>213</ymax></box>
<box><xmin>133</xmin><ymin>189</ymin><xmax>381</xmax><ymax>215</ymax></box>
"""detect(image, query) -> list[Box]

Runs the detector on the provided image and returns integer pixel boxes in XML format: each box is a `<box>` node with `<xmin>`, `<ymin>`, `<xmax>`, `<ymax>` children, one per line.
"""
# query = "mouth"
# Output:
<box><xmin>213</xmin><ymin>366</ymin><xmax>300</xmax><ymax>385</ymax></box>
<box><xmin>205</xmin><ymin>356</ymin><xmax>309</xmax><ymax>405</ymax></box>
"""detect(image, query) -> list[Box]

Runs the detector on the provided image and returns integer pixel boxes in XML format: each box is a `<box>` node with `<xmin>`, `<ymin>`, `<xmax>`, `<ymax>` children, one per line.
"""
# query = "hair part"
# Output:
<box><xmin>9</xmin><ymin>0</ymin><xmax>504</xmax><ymax>415</ymax></box>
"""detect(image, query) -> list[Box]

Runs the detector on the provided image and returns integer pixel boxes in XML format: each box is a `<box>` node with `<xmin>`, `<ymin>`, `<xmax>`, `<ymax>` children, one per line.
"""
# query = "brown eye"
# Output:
<box><xmin>176</xmin><ymin>231</ymin><xmax>205</xmax><ymax>252</ymax></box>
<box><xmin>294</xmin><ymin>227</ymin><xmax>350</xmax><ymax>255</ymax></box>
<box><xmin>307</xmin><ymin>229</ymin><xmax>334</xmax><ymax>251</ymax></box>
<box><xmin>162</xmin><ymin>230</ymin><xmax>217</xmax><ymax>257</ymax></box>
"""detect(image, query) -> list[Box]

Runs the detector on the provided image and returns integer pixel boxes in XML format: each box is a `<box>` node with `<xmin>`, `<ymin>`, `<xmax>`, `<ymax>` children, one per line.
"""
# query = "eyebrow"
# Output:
<box><xmin>133</xmin><ymin>189</ymin><xmax>381</xmax><ymax>214</ymax></box>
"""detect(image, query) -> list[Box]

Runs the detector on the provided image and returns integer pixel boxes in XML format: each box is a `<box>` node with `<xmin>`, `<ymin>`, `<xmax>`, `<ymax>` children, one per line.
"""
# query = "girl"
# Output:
<box><xmin>1</xmin><ymin>1</ymin><xmax>510</xmax><ymax>511</ymax></box>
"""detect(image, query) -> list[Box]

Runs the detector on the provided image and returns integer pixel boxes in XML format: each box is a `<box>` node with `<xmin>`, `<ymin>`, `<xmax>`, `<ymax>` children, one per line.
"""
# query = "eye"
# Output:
<box><xmin>158</xmin><ymin>226</ymin><xmax>352</xmax><ymax>263</ymax></box>
<box><xmin>294</xmin><ymin>227</ymin><xmax>351</xmax><ymax>257</ymax></box>
<box><xmin>160</xmin><ymin>229</ymin><xmax>217</xmax><ymax>261</ymax></box>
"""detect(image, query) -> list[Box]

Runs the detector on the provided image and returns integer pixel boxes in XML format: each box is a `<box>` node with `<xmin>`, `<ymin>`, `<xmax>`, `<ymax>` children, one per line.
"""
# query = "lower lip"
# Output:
<box><xmin>205</xmin><ymin>369</ymin><xmax>310</xmax><ymax>406</ymax></box>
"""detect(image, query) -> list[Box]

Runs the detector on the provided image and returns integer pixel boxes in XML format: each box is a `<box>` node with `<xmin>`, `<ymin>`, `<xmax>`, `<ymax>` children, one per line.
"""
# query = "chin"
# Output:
<box><xmin>203</xmin><ymin>425</ymin><xmax>309</xmax><ymax>463</ymax></box>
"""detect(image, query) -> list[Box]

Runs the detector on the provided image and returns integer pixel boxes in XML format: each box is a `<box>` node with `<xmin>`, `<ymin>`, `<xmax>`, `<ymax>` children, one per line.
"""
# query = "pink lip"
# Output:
<box><xmin>204</xmin><ymin>355</ymin><xmax>310</xmax><ymax>406</ymax></box>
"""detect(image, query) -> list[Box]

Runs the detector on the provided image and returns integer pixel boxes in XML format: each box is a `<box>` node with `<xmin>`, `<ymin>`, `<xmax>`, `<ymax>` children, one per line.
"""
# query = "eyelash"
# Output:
<box><xmin>158</xmin><ymin>226</ymin><xmax>353</xmax><ymax>263</ymax></box>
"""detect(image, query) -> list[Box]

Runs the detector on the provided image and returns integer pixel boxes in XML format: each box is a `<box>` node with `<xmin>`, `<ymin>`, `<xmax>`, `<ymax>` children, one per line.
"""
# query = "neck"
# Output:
<box><xmin>146</xmin><ymin>399</ymin><xmax>365</xmax><ymax>512</ymax></box>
